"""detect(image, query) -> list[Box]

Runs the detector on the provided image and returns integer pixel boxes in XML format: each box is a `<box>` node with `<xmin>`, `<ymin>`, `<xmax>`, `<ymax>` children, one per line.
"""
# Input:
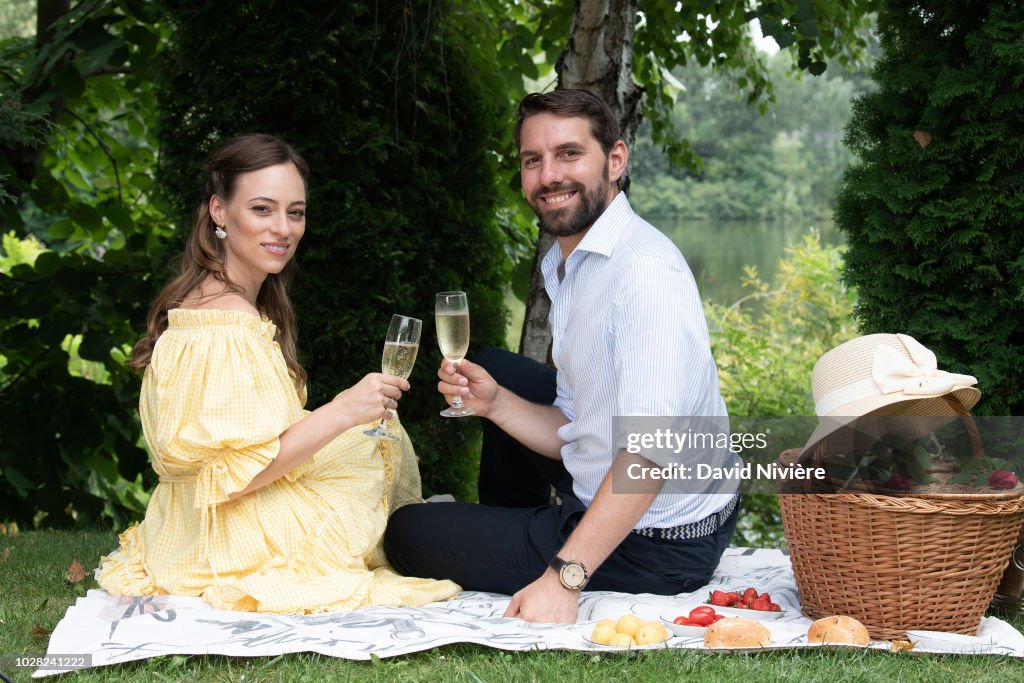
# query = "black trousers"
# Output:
<box><xmin>383</xmin><ymin>348</ymin><xmax>738</xmax><ymax>595</ymax></box>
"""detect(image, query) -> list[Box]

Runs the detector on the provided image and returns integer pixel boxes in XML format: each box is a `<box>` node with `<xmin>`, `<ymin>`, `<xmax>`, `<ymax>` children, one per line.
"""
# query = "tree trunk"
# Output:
<box><xmin>518</xmin><ymin>0</ymin><xmax>641</xmax><ymax>363</ymax></box>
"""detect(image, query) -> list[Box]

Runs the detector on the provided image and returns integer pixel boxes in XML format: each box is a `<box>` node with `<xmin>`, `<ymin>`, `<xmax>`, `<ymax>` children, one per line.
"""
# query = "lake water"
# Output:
<box><xmin>658</xmin><ymin>217</ymin><xmax>844</xmax><ymax>306</ymax></box>
<box><xmin>504</xmin><ymin>217</ymin><xmax>844</xmax><ymax>349</ymax></box>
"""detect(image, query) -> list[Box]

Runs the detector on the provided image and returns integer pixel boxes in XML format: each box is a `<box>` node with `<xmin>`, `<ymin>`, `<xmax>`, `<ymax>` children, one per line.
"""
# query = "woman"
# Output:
<box><xmin>98</xmin><ymin>134</ymin><xmax>460</xmax><ymax>613</ymax></box>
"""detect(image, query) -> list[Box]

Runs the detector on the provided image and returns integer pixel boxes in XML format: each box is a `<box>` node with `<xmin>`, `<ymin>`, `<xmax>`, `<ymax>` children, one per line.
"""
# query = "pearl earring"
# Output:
<box><xmin>214</xmin><ymin>224</ymin><xmax>227</xmax><ymax>239</ymax></box>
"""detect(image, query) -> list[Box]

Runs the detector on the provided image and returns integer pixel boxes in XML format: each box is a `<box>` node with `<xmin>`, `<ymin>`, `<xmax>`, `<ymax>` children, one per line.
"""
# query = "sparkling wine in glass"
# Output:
<box><xmin>363</xmin><ymin>314</ymin><xmax>421</xmax><ymax>440</ymax></box>
<box><xmin>436</xmin><ymin>291</ymin><xmax>474</xmax><ymax>417</ymax></box>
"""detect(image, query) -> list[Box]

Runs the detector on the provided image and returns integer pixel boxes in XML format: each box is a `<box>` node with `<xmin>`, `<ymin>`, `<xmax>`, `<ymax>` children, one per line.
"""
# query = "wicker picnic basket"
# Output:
<box><xmin>777</xmin><ymin>403</ymin><xmax>1024</xmax><ymax>640</ymax></box>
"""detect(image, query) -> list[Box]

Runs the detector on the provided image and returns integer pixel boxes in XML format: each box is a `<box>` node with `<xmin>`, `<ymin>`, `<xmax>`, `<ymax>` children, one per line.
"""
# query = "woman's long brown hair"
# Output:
<box><xmin>129</xmin><ymin>134</ymin><xmax>309</xmax><ymax>391</ymax></box>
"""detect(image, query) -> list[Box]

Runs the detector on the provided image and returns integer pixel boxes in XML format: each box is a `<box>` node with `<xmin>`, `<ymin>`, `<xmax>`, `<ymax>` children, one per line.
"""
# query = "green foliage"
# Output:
<box><xmin>630</xmin><ymin>52</ymin><xmax>877</xmax><ymax>224</ymax></box>
<box><xmin>952</xmin><ymin>455</ymin><xmax>1019</xmax><ymax>487</ymax></box>
<box><xmin>460</xmin><ymin>0</ymin><xmax>556</xmax><ymax>261</ymax></box>
<box><xmin>1</xmin><ymin>250</ymin><xmax>153</xmax><ymax>527</ymax></box>
<box><xmin>836</xmin><ymin>0</ymin><xmax>1024</xmax><ymax>416</ymax></box>
<box><xmin>0</xmin><ymin>1</ymin><xmax>34</xmax><ymax>40</ymax></box>
<box><xmin>0</xmin><ymin>231</ymin><xmax>44</xmax><ymax>270</ymax></box>
<box><xmin>707</xmin><ymin>232</ymin><xmax>857</xmax><ymax>417</ymax></box>
<box><xmin>631</xmin><ymin>0</ymin><xmax>878</xmax><ymax>170</ymax></box>
<box><xmin>826</xmin><ymin>433</ymin><xmax>1018</xmax><ymax>490</ymax></box>
<box><xmin>705</xmin><ymin>232</ymin><xmax>857</xmax><ymax>546</ymax></box>
<box><xmin>0</xmin><ymin>1</ymin><xmax>169</xmax><ymax>527</ymax></box>
<box><xmin>826</xmin><ymin>434</ymin><xmax>939</xmax><ymax>488</ymax></box>
<box><xmin>478</xmin><ymin>0</ymin><xmax>878</xmax><ymax>190</ymax></box>
<box><xmin>156</xmin><ymin>0</ymin><xmax>512</xmax><ymax>500</ymax></box>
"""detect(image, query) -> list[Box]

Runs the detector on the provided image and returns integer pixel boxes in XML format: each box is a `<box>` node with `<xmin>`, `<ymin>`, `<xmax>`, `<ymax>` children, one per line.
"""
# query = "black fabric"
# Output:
<box><xmin>384</xmin><ymin>486</ymin><xmax>738</xmax><ymax>595</ymax></box>
<box><xmin>383</xmin><ymin>347</ymin><xmax>737</xmax><ymax>595</ymax></box>
<box><xmin>473</xmin><ymin>348</ymin><xmax>568</xmax><ymax>507</ymax></box>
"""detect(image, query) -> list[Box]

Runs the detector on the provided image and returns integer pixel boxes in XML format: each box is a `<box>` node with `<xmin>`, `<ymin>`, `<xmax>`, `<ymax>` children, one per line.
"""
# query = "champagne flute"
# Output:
<box><xmin>436</xmin><ymin>291</ymin><xmax>475</xmax><ymax>417</ymax></box>
<box><xmin>363</xmin><ymin>314</ymin><xmax>421</xmax><ymax>440</ymax></box>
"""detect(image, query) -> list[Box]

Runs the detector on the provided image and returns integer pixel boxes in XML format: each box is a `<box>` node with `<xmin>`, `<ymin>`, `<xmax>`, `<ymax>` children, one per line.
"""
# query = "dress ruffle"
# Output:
<box><xmin>97</xmin><ymin>524</ymin><xmax>163</xmax><ymax>597</ymax></box>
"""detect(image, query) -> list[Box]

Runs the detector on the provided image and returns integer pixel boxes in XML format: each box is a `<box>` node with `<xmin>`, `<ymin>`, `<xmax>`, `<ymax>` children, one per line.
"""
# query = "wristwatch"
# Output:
<box><xmin>549</xmin><ymin>555</ymin><xmax>589</xmax><ymax>590</ymax></box>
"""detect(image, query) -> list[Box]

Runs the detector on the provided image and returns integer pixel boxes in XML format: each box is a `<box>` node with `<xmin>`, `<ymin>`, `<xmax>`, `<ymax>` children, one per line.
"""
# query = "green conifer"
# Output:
<box><xmin>837</xmin><ymin>0</ymin><xmax>1024</xmax><ymax>414</ymax></box>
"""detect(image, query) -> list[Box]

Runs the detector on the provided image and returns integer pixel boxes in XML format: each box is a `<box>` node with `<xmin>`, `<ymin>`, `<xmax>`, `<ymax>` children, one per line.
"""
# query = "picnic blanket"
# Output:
<box><xmin>34</xmin><ymin>547</ymin><xmax>1024</xmax><ymax>677</ymax></box>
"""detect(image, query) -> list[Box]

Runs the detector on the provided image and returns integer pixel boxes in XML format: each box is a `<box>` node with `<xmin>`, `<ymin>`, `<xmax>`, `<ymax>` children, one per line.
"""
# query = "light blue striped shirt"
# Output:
<box><xmin>542</xmin><ymin>192</ymin><xmax>732</xmax><ymax>529</ymax></box>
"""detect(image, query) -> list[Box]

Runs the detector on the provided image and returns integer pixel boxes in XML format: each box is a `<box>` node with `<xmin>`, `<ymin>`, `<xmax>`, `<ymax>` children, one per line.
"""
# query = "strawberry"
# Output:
<box><xmin>709</xmin><ymin>590</ymin><xmax>730</xmax><ymax>606</ymax></box>
<box><xmin>742</xmin><ymin>587</ymin><xmax>757</xmax><ymax>605</ymax></box>
<box><xmin>759</xmin><ymin>592</ymin><xmax>772</xmax><ymax>603</ymax></box>
<box><xmin>770</xmin><ymin>603</ymin><xmax>782</xmax><ymax>612</ymax></box>
<box><xmin>751</xmin><ymin>598</ymin><xmax>772</xmax><ymax>611</ymax></box>
<box><xmin>724</xmin><ymin>592</ymin><xmax>741</xmax><ymax>606</ymax></box>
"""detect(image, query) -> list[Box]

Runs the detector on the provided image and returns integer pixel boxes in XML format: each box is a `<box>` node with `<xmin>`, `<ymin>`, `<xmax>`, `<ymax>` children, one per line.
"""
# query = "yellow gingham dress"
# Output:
<box><xmin>97</xmin><ymin>308</ymin><xmax>460</xmax><ymax>613</ymax></box>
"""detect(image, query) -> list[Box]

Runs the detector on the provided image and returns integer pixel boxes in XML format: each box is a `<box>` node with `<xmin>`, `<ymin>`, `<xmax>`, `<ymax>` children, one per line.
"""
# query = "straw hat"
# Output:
<box><xmin>802</xmin><ymin>333</ymin><xmax>980</xmax><ymax>457</ymax></box>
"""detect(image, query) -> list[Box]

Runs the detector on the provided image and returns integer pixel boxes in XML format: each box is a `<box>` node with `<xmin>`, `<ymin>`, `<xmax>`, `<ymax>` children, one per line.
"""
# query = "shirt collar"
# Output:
<box><xmin>573</xmin><ymin>191</ymin><xmax>631</xmax><ymax>258</ymax></box>
<box><xmin>540</xmin><ymin>192</ymin><xmax>632</xmax><ymax>287</ymax></box>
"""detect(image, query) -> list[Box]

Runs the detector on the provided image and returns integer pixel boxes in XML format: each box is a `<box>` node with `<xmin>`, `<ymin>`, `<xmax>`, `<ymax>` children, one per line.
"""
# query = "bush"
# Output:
<box><xmin>705</xmin><ymin>232</ymin><xmax>857</xmax><ymax>546</ymax></box>
<box><xmin>0</xmin><ymin>4</ymin><xmax>167</xmax><ymax>528</ymax></box>
<box><xmin>156</xmin><ymin>0</ymin><xmax>512</xmax><ymax>499</ymax></box>
<box><xmin>836</xmin><ymin>0</ymin><xmax>1024</xmax><ymax>416</ymax></box>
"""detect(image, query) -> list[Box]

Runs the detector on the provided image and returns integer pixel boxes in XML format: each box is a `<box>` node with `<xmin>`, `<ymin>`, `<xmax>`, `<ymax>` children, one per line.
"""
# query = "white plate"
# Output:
<box><xmin>906</xmin><ymin>630</ymin><xmax>998</xmax><ymax>654</ymax></box>
<box><xmin>660</xmin><ymin>613</ymin><xmax>708</xmax><ymax>638</ymax></box>
<box><xmin>702</xmin><ymin>604</ymin><xmax>785</xmax><ymax>621</ymax></box>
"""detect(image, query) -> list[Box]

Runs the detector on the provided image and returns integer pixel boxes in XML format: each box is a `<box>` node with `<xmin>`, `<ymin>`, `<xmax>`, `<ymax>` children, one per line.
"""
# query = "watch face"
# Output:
<box><xmin>561</xmin><ymin>563</ymin><xmax>586</xmax><ymax>587</ymax></box>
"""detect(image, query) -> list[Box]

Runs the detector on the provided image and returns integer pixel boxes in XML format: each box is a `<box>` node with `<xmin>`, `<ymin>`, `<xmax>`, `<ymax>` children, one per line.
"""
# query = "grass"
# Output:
<box><xmin>1</xmin><ymin>529</ymin><xmax>1023</xmax><ymax>682</ymax></box>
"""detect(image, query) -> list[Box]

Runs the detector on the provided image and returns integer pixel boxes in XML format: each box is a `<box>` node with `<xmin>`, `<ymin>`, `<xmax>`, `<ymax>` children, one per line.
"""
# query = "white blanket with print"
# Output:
<box><xmin>34</xmin><ymin>547</ymin><xmax>1024</xmax><ymax>677</ymax></box>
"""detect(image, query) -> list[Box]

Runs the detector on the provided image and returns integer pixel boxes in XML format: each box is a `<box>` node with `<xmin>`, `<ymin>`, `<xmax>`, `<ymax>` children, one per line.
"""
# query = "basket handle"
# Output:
<box><xmin>943</xmin><ymin>395</ymin><xmax>985</xmax><ymax>460</ymax></box>
<box><xmin>808</xmin><ymin>394</ymin><xmax>985</xmax><ymax>463</ymax></box>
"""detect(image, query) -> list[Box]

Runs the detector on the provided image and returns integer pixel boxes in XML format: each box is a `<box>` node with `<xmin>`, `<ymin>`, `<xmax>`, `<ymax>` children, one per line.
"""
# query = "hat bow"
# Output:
<box><xmin>873</xmin><ymin>334</ymin><xmax>978</xmax><ymax>398</ymax></box>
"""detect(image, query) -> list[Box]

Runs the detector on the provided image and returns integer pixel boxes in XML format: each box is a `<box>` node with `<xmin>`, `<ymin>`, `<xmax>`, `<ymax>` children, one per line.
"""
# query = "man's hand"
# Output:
<box><xmin>437</xmin><ymin>357</ymin><xmax>502</xmax><ymax>418</ymax></box>
<box><xmin>439</xmin><ymin>355</ymin><xmax>568</xmax><ymax>458</ymax></box>
<box><xmin>503</xmin><ymin>570</ymin><xmax>579</xmax><ymax>624</ymax></box>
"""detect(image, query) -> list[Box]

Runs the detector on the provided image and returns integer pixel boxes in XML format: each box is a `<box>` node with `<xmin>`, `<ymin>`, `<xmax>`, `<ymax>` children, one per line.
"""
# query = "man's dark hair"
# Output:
<box><xmin>514</xmin><ymin>89</ymin><xmax>621</xmax><ymax>155</ymax></box>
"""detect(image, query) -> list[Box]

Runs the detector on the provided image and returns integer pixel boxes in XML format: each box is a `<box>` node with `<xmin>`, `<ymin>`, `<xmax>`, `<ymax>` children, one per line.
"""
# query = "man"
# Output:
<box><xmin>384</xmin><ymin>89</ymin><xmax>736</xmax><ymax>623</ymax></box>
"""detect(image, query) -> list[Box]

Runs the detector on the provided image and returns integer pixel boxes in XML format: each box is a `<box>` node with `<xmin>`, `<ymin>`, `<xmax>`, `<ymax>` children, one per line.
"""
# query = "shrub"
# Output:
<box><xmin>836</xmin><ymin>0</ymin><xmax>1024</xmax><ymax>416</ymax></box>
<box><xmin>0</xmin><ymin>4</ymin><xmax>167</xmax><ymax>528</ymax></box>
<box><xmin>706</xmin><ymin>232</ymin><xmax>857</xmax><ymax>546</ymax></box>
<box><xmin>156</xmin><ymin>0</ymin><xmax>511</xmax><ymax>499</ymax></box>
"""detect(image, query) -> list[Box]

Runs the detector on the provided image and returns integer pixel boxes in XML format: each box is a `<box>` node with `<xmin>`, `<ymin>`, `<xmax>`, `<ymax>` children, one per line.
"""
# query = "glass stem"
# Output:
<box><xmin>451</xmin><ymin>361</ymin><xmax>465</xmax><ymax>409</ymax></box>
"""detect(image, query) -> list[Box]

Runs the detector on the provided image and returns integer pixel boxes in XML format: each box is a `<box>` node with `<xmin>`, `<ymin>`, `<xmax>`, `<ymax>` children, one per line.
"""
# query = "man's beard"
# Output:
<box><xmin>532</xmin><ymin>176</ymin><xmax>610</xmax><ymax>238</ymax></box>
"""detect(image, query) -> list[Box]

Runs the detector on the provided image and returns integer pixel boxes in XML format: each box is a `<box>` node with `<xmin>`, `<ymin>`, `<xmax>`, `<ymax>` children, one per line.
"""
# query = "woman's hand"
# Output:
<box><xmin>332</xmin><ymin>373</ymin><xmax>410</xmax><ymax>425</ymax></box>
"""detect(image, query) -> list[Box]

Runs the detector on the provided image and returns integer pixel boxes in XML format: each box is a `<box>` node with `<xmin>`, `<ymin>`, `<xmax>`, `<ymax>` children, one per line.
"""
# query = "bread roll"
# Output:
<box><xmin>807</xmin><ymin>615</ymin><xmax>870</xmax><ymax>646</ymax></box>
<box><xmin>703</xmin><ymin>618</ymin><xmax>771</xmax><ymax>648</ymax></box>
